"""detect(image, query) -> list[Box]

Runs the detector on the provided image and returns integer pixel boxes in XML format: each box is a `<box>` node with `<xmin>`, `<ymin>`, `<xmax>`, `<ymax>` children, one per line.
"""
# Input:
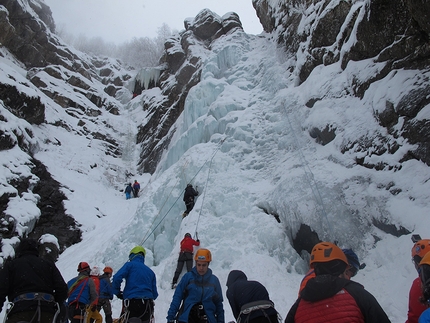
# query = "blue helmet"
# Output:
<box><xmin>342</xmin><ymin>248</ymin><xmax>360</xmax><ymax>270</ymax></box>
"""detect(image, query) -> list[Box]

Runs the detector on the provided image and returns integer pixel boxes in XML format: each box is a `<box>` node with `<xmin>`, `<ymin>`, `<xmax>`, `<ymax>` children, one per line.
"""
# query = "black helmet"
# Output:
<box><xmin>187</xmin><ymin>184</ymin><xmax>192</xmax><ymax>188</ymax></box>
<box><xmin>184</xmin><ymin>233</ymin><xmax>191</xmax><ymax>238</ymax></box>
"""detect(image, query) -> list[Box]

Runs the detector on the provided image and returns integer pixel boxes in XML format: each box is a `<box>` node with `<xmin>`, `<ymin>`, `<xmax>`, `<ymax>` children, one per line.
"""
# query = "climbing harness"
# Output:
<box><xmin>120</xmin><ymin>298</ymin><xmax>154</xmax><ymax>323</ymax></box>
<box><xmin>3</xmin><ymin>292</ymin><xmax>60</xmax><ymax>323</ymax></box>
<box><xmin>237</xmin><ymin>300</ymin><xmax>282</xmax><ymax>323</ymax></box>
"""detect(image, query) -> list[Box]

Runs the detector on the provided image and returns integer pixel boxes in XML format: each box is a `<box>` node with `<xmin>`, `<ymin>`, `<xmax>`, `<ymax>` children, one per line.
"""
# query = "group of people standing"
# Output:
<box><xmin>3</xmin><ymin>236</ymin><xmax>430</xmax><ymax>323</ymax></box>
<box><xmin>125</xmin><ymin>180</ymin><xmax>140</xmax><ymax>200</ymax></box>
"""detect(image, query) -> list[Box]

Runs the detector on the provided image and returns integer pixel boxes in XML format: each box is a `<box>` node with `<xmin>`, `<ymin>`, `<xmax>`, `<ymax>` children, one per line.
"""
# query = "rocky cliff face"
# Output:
<box><xmin>0</xmin><ymin>0</ymin><xmax>134</xmax><ymax>258</ymax></box>
<box><xmin>253</xmin><ymin>0</ymin><xmax>430</xmax><ymax>167</ymax></box>
<box><xmin>134</xmin><ymin>9</ymin><xmax>243</xmax><ymax>174</ymax></box>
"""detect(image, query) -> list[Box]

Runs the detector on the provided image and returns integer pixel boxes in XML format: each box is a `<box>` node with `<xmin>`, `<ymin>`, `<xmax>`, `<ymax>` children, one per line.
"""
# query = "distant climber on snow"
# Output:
<box><xmin>0</xmin><ymin>238</ymin><xmax>68</xmax><ymax>323</ymax></box>
<box><xmin>226</xmin><ymin>270</ymin><xmax>279</xmax><ymax>323</ymax></box>
<box><xmin>125</xmin><ymin>183</ymin><xmax>133</xmax><ymax>200</ymax></box>
<box><xmin>182</xmin><ymin>184</ymin><xmax>198</xmax><ymax>218</ymax></box>
<box><xmin>132</xmin><ymin>180</ymin><xmax>140</xmax><ymax>198</ymax></box>
<box><xmin>171</xmin><ymin>233</ymin><xmax>200</xmax><ymax>289</ymax></box>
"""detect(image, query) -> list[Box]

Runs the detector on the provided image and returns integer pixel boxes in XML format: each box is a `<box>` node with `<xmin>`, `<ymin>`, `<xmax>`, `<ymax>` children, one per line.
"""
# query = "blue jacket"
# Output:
<box><xmin>167</xmin><ymin>267</ymin><xmax>224</xmax><ymax>323</ymax></box>
<box><xmin>112</xmin><ymin>254</ymin><xmax>158</xmax><ymax>300</ymax></box>
<box><xmin>99</xmin><ymin>273</ymin><xmax>113</xmax><ymax>300</ymax></box>
<box><xmin>420</xmin><ymin>308</ymin><xmax>430</xmax><ymax>323</ymax></box>
<box><xmin>67</xmin><ymin>272</ymin><xmax>97</xmax><ymax>305</ymax></box>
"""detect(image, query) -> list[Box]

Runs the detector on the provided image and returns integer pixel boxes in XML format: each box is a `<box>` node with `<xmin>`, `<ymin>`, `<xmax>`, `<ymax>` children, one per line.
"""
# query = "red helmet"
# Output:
<box><xmin>103</xmin><ymin>266</ymin><xmax>113</xmax><ymax>274</ymax></box>
<box><xmin>77</xmin><ymin>262</ymin><xmax>90</xmax><ymax>272</ymax></box>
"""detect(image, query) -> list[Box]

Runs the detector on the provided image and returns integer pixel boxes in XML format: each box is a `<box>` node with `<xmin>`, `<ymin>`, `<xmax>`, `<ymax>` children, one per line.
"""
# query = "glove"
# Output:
<box><xmin>90</xmin><ymin>305</ymin><xmax>97</xmax><ymax>312</ymax></box>
<box><xmin>117</xmin><ymin>291</ymin><xmax>123</xmax><ymax>299</ymax></box>
<box><xmin>196</xmin><ymin>239</ymin><xmax>200</xmax><ymax>242</ymax></box>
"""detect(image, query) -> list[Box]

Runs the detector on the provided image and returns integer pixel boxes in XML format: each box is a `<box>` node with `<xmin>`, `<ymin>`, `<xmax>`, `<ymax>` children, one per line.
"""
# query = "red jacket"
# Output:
<box><xmin>180</xmin><ymin>236</ymin><xmax>200</xmax><ymax>253</ymax></box>
<box><xmin>285</xmin><ymin>275</ymin><xmax>390</xmax><ymax>323</ymax></box>
<box><xmin>406</xmin><ymin>277</ymin><xmax>427</xmax><ymax>323</ymax></box>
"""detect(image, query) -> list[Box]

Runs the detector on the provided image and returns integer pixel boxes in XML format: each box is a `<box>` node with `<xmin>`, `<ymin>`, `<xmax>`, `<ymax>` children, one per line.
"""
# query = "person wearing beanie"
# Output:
<box><xmin>285</xmin><ymin>242</ymin><xmax>390</xmax><ymax>323</ymax></box>
<box><xmin>67</xmin><ymin>261</ymin><xmax>97</xmax><ymax>323</ymax></box>
<box><xmin>0</xmin><ymin>238</ymin><xmax>68</xmax><ymax>323</ymax></box>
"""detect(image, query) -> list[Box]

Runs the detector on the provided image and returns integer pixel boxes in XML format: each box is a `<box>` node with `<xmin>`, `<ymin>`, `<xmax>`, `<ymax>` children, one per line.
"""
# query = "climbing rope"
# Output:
<box><xmin>194</xmin><ymin>139</ymin><xmax>225</xmax><ymax>233</ymax></box>
<box><xmin>282</xmin><ymin>104</ymin><xmax>334</xmax><ymax>239</ymax></box>
<box><xmin>139</xmin><ymin>138</ymin><xmax>226</xmax><ymax>245</ymax></box>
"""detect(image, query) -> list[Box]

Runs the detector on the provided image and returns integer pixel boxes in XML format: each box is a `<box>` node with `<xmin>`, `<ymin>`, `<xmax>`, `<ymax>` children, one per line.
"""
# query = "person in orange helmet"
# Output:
<box><xmin>417</xmin><ymin>252</ymin><xmax>430</xmax><ymax>322</ymax></box>
<box><xmin>407</xmin><ymin>238</ymin><xmax>430</xmax><ymax>323</ymax></box>
<box><xmin>285</xmin><ymin>242</ymin><xmax>390</xmax><ymax>323</ymax></box>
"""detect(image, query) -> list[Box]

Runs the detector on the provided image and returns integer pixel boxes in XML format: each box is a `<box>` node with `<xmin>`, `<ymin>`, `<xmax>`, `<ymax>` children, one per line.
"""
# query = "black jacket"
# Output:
<box><xmin>184</xmin><ymin>186</ymin><xmax>198</xmax><ymax>202</ymax></box>
<box><xmin>0</xmin><ymin>242</ymin><xmax>68</xmax><ymax>315</ymax></box>
<box><xmin>226</xmin><ymin>270</ymin><xmax>277</xmax><ymax>322</ymax></box>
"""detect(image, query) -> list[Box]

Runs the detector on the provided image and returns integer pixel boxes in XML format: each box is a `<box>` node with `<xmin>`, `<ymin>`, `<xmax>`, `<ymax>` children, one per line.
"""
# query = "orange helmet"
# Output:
<box><xmin>103</xmin><ymin>266</ymin><xmax>113</xmax><ymax>274</ymax></box>
<box><xmin>310</xmin><ymin>242</ymin><xmax>348</xmax><ymax>268</ymax></box>
<box><xmin>412</xmin><ymin>239</ymin><xmax>430</xmax><ymax>261</ymax></box>
<box><xmin>194</xmin><ymin>248</ymin><xmax>212</xmax><ymax>262</ymax></box>
<box><xmin>420</xmin><ymin>252</ymin><xmax>430</xmax><ymax>267</ymax></box>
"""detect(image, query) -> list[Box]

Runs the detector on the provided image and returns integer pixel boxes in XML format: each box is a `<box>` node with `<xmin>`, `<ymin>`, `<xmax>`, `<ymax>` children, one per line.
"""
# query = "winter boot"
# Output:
<box><xmin>171</xmin><ymin>282</ymin><xmax>177</xmax><ymax>289</ymax></box>
<box><xmin>182</xmin><ymin>212</ymin><xmax>188</xmax><ymax>219</ymax></box>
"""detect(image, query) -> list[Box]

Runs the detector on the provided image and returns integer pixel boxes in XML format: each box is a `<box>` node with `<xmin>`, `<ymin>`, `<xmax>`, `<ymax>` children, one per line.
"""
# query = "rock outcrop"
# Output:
<box><xmin>253</xmin><ymin>0</ymin><xmax>430</xmax><ymax>168</ymax></box>
<box><xmin>134</xmin><ymin>9</ymin><xmax>243</xmax><ymax>174</ymax></box>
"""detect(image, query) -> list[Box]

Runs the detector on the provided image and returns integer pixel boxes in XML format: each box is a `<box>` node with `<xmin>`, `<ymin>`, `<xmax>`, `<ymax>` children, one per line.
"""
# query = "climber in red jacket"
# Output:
<box><xmin>285</xmin><ymin>242</ymin><xmax>390</xmax><ymax>323</ymax></box>
<box><xmin>171</xmin><ymin>233</ymin><xmax>200</xmax><ymax>289</ymax></box>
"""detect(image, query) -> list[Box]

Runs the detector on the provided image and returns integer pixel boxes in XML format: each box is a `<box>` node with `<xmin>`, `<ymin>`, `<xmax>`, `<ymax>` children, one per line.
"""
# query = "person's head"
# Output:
<box><xmin>17</xmin><ymin>238</ymin><xmax>39</xmax><ymax>257</ymax></box>
<box><xmin>412</xmin><ymin>239</ymin><xmax>430</xmax><ymax>271</ymax></box>
<box><xmin>419</xmin><ymin>252</ymin><xmax>430</xmax><ymax>302</ymax></box>
<box><xmin>342</xmin><ymin>248</ymin><xmax>361</xmax><ymax>279</ymax></box>
<box><xmin>187</xmin><ymin>184</ymin><xmax>193</xmax><ymax>188</ymax></box>
<box><xmin>134</xmin><ymin>180</ymin><xmax>138</xmax><ymax>183</ymax></box>
<box><xmin>194</xmin><ymin>248</ymin><xmax>211</xmax><ymax>276</ymax></box>
<box><xmin>129</xmin><ymin>245</ymin><xmax>146</xmax><ymax>261</ymax></box>
<box><xmin>103</xmin><ymin>266</ymin><xmax>113</xmax><ymax>277</ymax></box>
<box><xmin>184</xmin><ymin>233</ymin><xmax>192</xmax><ymax>238</ymax></box>
<box><xmin>226</xmin><ymin>270</ymin><xmax>247</xmax><ymax>288</ymax></box>
<box><xmin>90</xmin><ymin>266</ymin><xmax>101</xmax><ymax>276</ymax></box>
<box><xmin>310</xmin><ymin>242</ymin><xmax>348</xmax><ymax>277</ymax></box>
<box><xmin>77</xmin><ymin>262</ymin><xmax>90</xmax><ymax>274</ymax></box>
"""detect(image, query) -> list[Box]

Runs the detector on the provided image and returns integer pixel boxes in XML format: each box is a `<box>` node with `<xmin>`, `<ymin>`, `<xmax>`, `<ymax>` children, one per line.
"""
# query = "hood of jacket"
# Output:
<box><xmin>226</xmin><ymin>270</ymin><xmax>247</xmax><ymax>288</ymax></box>
<box><xmin>129</xmin><ymin>253</ymin><xmax>145</xmax><ymax>263</ymax></box>
<box><xmin>300</xmin><ymin>274</ymin><xmax>351</xmax><ymax>302</ymax></box>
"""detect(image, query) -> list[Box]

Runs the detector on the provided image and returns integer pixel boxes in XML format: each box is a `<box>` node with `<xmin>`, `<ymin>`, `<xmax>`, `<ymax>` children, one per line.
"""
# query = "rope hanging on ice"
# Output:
<box><xmin>140</xmin><ymin>138</ymin><xmax>226</xmax><ymax>245</ymax></box>
<box><xmin>282</xmin><ymin>104</ymin><xmax>334</xmax><ymax>239</ymax></box>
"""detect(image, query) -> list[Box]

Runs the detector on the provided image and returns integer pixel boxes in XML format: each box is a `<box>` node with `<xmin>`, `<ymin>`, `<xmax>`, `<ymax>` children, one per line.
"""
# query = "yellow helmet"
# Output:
<box><xmin>194</xmin><ymin>248</ymin><xmax>212</xmax><ymax>262</ymax></box>
<box><xmin>129</xmin><ymin>245</ymin><xmax>146</xmax><ymax>256</ymax></box>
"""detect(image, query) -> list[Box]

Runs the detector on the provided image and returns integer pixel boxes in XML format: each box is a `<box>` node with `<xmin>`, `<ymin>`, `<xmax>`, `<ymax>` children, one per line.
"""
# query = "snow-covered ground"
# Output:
<box><xmin>2</xmin><ymin>25</ymin><xmax>430</xmax><ymax>323</ymax></box>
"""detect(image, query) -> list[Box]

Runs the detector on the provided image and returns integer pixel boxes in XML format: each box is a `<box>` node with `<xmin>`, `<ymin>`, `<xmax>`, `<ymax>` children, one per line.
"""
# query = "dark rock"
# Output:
<box><xmin>0</xmin><ymin>83</ymin><xmax>45</xmax><ymax>125</ymax></box>
<box><xmin>309</xmin><ymin>126</ymin><xmax>336</xmax><ymax>146</ymax></box>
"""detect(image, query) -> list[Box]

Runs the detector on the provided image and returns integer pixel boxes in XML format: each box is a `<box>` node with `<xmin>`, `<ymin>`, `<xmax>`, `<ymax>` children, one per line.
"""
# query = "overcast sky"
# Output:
<box><xmin>43</xmin><ymin>0</ymin><xmax>263</xmax><ymax>43</ymax></box>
